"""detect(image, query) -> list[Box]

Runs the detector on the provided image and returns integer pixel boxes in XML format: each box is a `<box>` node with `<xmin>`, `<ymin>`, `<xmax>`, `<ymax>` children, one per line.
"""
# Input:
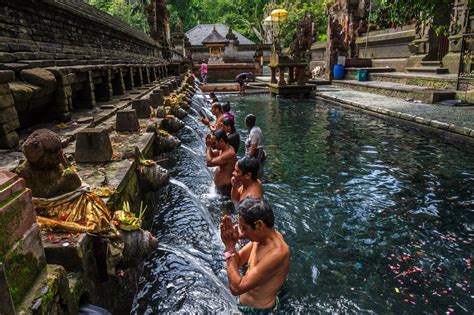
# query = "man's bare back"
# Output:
<box><xmin>239</xmin><ymin>230</ymin><xmax>290</xmax><ymax>309</ymax></box>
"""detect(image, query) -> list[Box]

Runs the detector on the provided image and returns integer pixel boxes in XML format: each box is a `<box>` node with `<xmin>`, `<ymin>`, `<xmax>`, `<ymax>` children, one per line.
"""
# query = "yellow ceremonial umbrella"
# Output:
<box><xmin>270</xmin><ymin>9</ymin><xmax>289</xmax><ymax>20</ymax></box>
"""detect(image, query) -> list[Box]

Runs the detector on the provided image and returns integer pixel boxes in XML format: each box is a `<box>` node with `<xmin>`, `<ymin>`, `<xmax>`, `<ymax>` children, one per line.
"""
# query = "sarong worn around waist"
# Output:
<box><xmin>237</xmin><ymin>297</ymin><xmax>279</xmax><ymax>315</ymax></box>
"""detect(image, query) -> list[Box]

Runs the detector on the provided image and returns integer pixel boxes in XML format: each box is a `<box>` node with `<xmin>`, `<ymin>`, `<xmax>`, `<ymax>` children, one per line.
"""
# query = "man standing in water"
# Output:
<box><xmin>206</xmin><ymin>130</ymin><xmax>237</xmax><ymax>197</ymax></box>
<box><xmin>220</xmin><ymin>198</ymin><xmax>290</xmax><ymax>313</ymax></box>
<box><xmin>235</xmin><ymin>71</ymin><xmax>253</xmax><ymax>95</ymax></box>
<box><xmin>245</xmin><ymin>114</ymin><xmax>266</xmax><ymax>163</ymax></box>
<box><xmin>231</xmin><ymin>157</ymin><xmax>263</xmax><ymax>204</ymax></box>
<box><xmin>201</xmin><ymin>103</ymin><xmax>224</xmax><ymax>132</ymax></box>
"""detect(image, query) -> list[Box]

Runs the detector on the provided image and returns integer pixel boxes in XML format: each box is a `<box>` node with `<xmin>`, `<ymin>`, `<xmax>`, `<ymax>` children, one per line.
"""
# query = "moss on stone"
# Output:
<box><xmin>38</xmin><ymin>277</ymin><xmax>58</xmax><ymax>313</ymax></box>
<box><xmin>5</xmin><ymin>251</ymin><xmax>43</xmax><ymax>306</ymax></box>
<box><xmin>0</xmin><ymin>191</ymin><xmax>24</xmax><ymax>260</ymax></box>
<box><xmin>0</xmin><ymin>177</ymin><xmax>15</xmax><ymax>191</ymax></box>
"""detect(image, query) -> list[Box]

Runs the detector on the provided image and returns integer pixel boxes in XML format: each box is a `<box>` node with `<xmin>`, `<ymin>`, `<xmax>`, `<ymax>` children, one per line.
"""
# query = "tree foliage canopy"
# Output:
<box><xmin>87</xmin><ymin>0</ymin><xmax>465</xmax><ymax>47</ymax></box>
<box><xmin>370</xmin><ymin>0</ymin><xmax>454</xmax><ymax>34</ymax></box>
<box><xmin>87</xmin><ymin>0</ymin><xmax>149</xmax><ymax>32</ymax></box>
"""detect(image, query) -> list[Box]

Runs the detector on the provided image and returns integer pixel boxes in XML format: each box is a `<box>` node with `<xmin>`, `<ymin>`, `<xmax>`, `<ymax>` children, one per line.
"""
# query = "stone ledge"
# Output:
<box><xmin>316</xmin><ymin>93</ymin><xmax>474</xmax><ymax>144</ymax></box>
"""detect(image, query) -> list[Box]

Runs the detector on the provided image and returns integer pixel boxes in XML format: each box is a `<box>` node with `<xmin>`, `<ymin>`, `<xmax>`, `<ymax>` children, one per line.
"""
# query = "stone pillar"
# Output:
<box><xmin>124</xmin><ymin>67</ymin><xmax>134</xmax><ymax>90</ymax></box>
<box><xmin>270</xmin><ymin>67</ymin><xmax>277</xmax><ymax>84</ymax></box>
<box><xmin>297</xmin><ymin>66</ymin><xmax>306</xmax><ymax>85</ymax></box>
<box><xmin>149</xmin><ymin>67</ymin><xmax>156</xmax><ymax>82</ymax></box>
<box><xmin>94</xmin><ymin>69</ymin><xmax>113</xmax><ymax>102</ymax></box>
<box><xmin>111</xmin><ymin>67</ymin><xmax>126</xmax><ymax>95</ymax></box>
<box><xmin>143</xmin><ymin>67</ymin><xmax>151</xmax><ymax>84</ymax></box>
<box><xmin>277</xmin><ymin>66</ymin><xmax>286</xmax><ymax>86</ymax></box>
<box><xmin>443</xmin><ymin>0</ymin><xmax>471</xmax><ymax>73</ymax></box>
<box><xmin>0</xmin><ymin>170</ymin><xmax>46</xmax><ymax>308</ymax></box>
<box><xmin>288</xmin><ymin>66</ymin><xmax>295</xmax><ymax>84</ymax></box>
<box><xmin>133</xmin><ymin>67</ymin><xmax>143</xmax><ymax>87</ymax></box>
<box><xmin>75</xmin><ymin>71</ymin><xmax>96</xmax><ymax>108</ymax></box>
<box><xmin>0</xmin><ymin>71</ymin><xmax>20</xmax><ymax>149</ymax></box>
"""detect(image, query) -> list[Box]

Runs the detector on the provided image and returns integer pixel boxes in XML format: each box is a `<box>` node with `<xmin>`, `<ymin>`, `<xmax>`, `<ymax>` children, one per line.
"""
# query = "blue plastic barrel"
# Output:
<box><xmin>333</xmin><ymin>64</ymin><xmax>344</xmax><ymax>80</ymax></box>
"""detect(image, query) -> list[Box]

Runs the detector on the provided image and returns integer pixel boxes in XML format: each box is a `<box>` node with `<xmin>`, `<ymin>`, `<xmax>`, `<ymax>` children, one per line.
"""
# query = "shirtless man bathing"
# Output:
<box><xmin>220</xmin><ymin>198</ymin><xmax>290</xmax><ymax>313</ymax></box>
<box><xmin>206</xmin><ymin>130</ymin><xmax>237</xmax><ymax>197</ymax></box>
<box><xmin>231</xmin><ymin>156</ymin><xmax>263</xmax><ymax>204</ymax></box>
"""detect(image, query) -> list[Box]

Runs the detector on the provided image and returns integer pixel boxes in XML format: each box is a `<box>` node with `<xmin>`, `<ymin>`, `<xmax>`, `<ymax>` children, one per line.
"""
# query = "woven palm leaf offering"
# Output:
<box><xmin>113</xmin><ymin>201</ymin><xmax>147</xmax><ymax>231</ymax></box>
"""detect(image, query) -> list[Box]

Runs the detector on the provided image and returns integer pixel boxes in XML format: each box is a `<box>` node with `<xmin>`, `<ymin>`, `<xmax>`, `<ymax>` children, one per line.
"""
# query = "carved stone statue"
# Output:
<box><xmin>16</xmin><ymin>129</ymin><xmax>82</xmax><ymax>198</ymax></box>
<box><xmin>289</xmin><ymin>11</ymin><xmax>314</xmax><ymax>61</ymax></box>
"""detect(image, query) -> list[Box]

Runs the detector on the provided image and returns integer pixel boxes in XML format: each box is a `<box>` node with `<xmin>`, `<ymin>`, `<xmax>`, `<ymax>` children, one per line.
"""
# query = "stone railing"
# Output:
<box><xmin>0</xmin><ymin>0</ymin><xmax>186</xmax><ymax>149</ymax></box>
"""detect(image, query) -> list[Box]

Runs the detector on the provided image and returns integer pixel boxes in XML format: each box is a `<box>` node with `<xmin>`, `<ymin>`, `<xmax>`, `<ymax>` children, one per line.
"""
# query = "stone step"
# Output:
<box><xmin>2</xmin><ymin>223</ymin><xmax>46</xmax><ymax>306</ymax></box>
<box><xmin>343</xmin><ymin>67</ymin><xmax>396</xmax><ymax>80</ymax></box>
<box><xmin>421</xmin><ymin>60</ymin><xmax>443</xmax><ymax>67</ymax></box>
<box><xmin>42</xmin><ymin>233</ymin><xmax>92</xmax><ymax>274</ymax></box>
<box><xmin>16</xmin><ymin>264</ymin><xmax>76</xmax><ymax>314</ymax></box>
<box><xmin>406</xmin><ymin>66</ymin><xmax>449</xmax><ymax>74</ymax></box>
<box><xmin>333</xmin><ymin>80</ymin><xmax>456</xmax><ymax>104</ymax></box>
<box><xmin>370</xmin><ymin>72</ymin><xmax>457</xmax><ymax>89</ymax></box>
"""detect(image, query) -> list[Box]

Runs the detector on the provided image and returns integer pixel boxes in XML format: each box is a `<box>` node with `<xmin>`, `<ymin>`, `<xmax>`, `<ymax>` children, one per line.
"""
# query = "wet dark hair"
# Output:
<box><xmin>209</xmin><ymin>92</ymin><xmax>216</xmax><ymax>98</ymax></box>
<box><xmin>222</xmin><ymin>101</ymin><xmax>231</xmax><ymax>113</ymax></box>
<box><xmin>211</xmin><ymin>103</ymin><xmax>222</xmax><ymax>112</ymax></box>
<box><xmin>214</xmin><ymin>129</ymin><xmax>228</xmax><ymax>143</ymax></box>
<box><xmin>245</xmin><ymin>114</ymin><xmax>256</xmax><ymax>128</ymax></box>
<box><xmin>222</xmin><ymin>117</ymin><xmax>236</xmax><ymax>133</ymax></box>
<box><xmin>238</xmin><ymin>156</ymin><xmax>259</xmax><ymax>181</ymax></box>
<box><xmin>238</xmin><ymin>197</ymin><xmax>274</xmax><ymax>229</ymax></box>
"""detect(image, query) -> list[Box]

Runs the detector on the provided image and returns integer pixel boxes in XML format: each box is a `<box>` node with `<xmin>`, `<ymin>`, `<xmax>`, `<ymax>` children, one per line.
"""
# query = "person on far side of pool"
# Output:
<box><xmin>244</xmin><ymin>114</ymin><xmax>266</xmax><ymax>164</ymax></box>
<box><xmin>220</xmin><ymin>198</ymin><xmax>290</xmax><ymax>314</ymax></box>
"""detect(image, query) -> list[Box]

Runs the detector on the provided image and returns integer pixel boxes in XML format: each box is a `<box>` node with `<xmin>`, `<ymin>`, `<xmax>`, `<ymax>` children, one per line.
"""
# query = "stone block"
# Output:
<box><xmin>116</xmin><ymin>109</ymin><xmax>140</xmax><ymax>132</ymax></box>
<box><xmin>0</xmin><ymin>52</ymin><xmax>16</xmax><ymax>63</ymax></box>
<box><xmin>0</xmin><ymin>42</ymin><xmax>9</xmax><ymax>51</ymax></box>
<box><xmin>430</xmin><ymin>120</ymin><xmax>449</xmax><ymax>130</ymax></box>
<box><xmin>42</xmin><ymin>233</ymin><xmax>91</xmax><ymax>274</ymax></box>
<box><xmin>0</xmin><ymin>131</ymin><xmax>19</xmax><ymax>149</ymax></box>
<box><xmin>160</xmin><ymin>85</ymin><xmax>170</xmax><ymax>96</ymax></box>
<box><xmin>131</xmin><ymin>98</ymin><xmax>151</xmax><ymax>118</ymax></box>
<box><xmin>0</xmin><ymin>93</ymin><xmax>14</xmax><ymax>110</ymax></box>
<box><xmin>17</xmin><ymin>264</ymin><xmax>75</xmax><ymax>314</ymax></box>
<box><xmin>0</xmin><ymin>63</ymin><xmax>30</xmax><ymax>73</ymax></box>
<box><xmin>2</xmin><ymin>223</ymin><xmax>46</xmax><ymax>306</ymax></box>
<box><xmin>0</xmin><ymin>185</ymin><xmax>36</xmax><ymax>255</ymax></box>
<box><xmin>448</xmin><ymin>124</ymin><xmax>472</xmax><ymax>136</ymax></box>
<box><xmin>150</xmin><ymin>91</ymin><xmax>163</xmax><ymax>108</ymax></box>
<box><xmin>0</xmin><ymin>70</ymin><xmax>14</xmax><ymax>84</ymax></box>
<box><xmin>0</xmin><ymin>263</ymin><xmax>15</xmax><ymax>315</ymax></box>
<box><xmin>0</xmin><ymin>83</ymin><xmax>11</xmax><ymax>95</ymax></box>
<box><xmin>20</xmin><ymin>68</ymin><xmax>57</xmax><ymax>89</ymax></box>
<box><xmin>7</xmin><ymin>43</ymin><xmax>35</xmax><ymax>52</ymax></box>
<box><xmin>75</xmin><ymin>128</ymin><xmax>113</xmax><ymax>163</ymax></box>
<box><xmin>0</xmin><ymin>118</ymin><xmax>20</xmax><ymax>136</ymax></box>
<box><xmin>9</xmin><ymin>82</ymin><xmax>37</xmax><ymax>102</ymax></box>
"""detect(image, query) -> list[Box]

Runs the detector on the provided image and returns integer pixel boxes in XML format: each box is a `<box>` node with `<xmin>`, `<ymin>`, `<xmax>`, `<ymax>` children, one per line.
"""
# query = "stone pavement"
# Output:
<box><xmin>316</xmin><ymin>86</ymin><xmax>474</xmax><ymax>150</ymax></box>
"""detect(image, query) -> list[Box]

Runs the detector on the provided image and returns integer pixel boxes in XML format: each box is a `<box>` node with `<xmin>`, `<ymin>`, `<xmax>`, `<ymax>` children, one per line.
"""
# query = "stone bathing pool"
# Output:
<box><xmin>131</xmin><ymin>92</ymin><xmax>473</xmax><ymax>313</ymax></box>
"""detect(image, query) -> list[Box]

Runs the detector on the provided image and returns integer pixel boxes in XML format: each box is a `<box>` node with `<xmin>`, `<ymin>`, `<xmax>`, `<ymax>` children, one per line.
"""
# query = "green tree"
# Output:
<box><xmin>87</xmin><ymin>0</ymin><xmax>149</xmax><ymax>33</ymax></box>
<box><xmin>370</xmin><ymin>0</ymin><xmax>454</xmax><ymax>35</ymax></box>
<box><xmin>265</xmin><ymin>0</ymin><xmax>330</xmax><ymax>47</ymax></box>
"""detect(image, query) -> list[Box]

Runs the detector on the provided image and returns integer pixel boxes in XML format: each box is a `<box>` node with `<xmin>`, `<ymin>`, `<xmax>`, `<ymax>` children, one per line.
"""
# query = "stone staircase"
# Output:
<box><xmin>406</xmin><ymin>61</ymin><xmax>449</xmax><ymax>74</ymax></box>
<box><xmin>0</xmin><ymin>170</ymin><xmax>77</xmax><ymax>314</ymax></box>
<box><xmin>333</xmin><ymin>79</ymin><xmax>456</xmax><ymax>103</ymax></box>
<box><xmin>334</xmin><ymin>61</ymin><xmax>458</xmax><ymax>104</ymax></box>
